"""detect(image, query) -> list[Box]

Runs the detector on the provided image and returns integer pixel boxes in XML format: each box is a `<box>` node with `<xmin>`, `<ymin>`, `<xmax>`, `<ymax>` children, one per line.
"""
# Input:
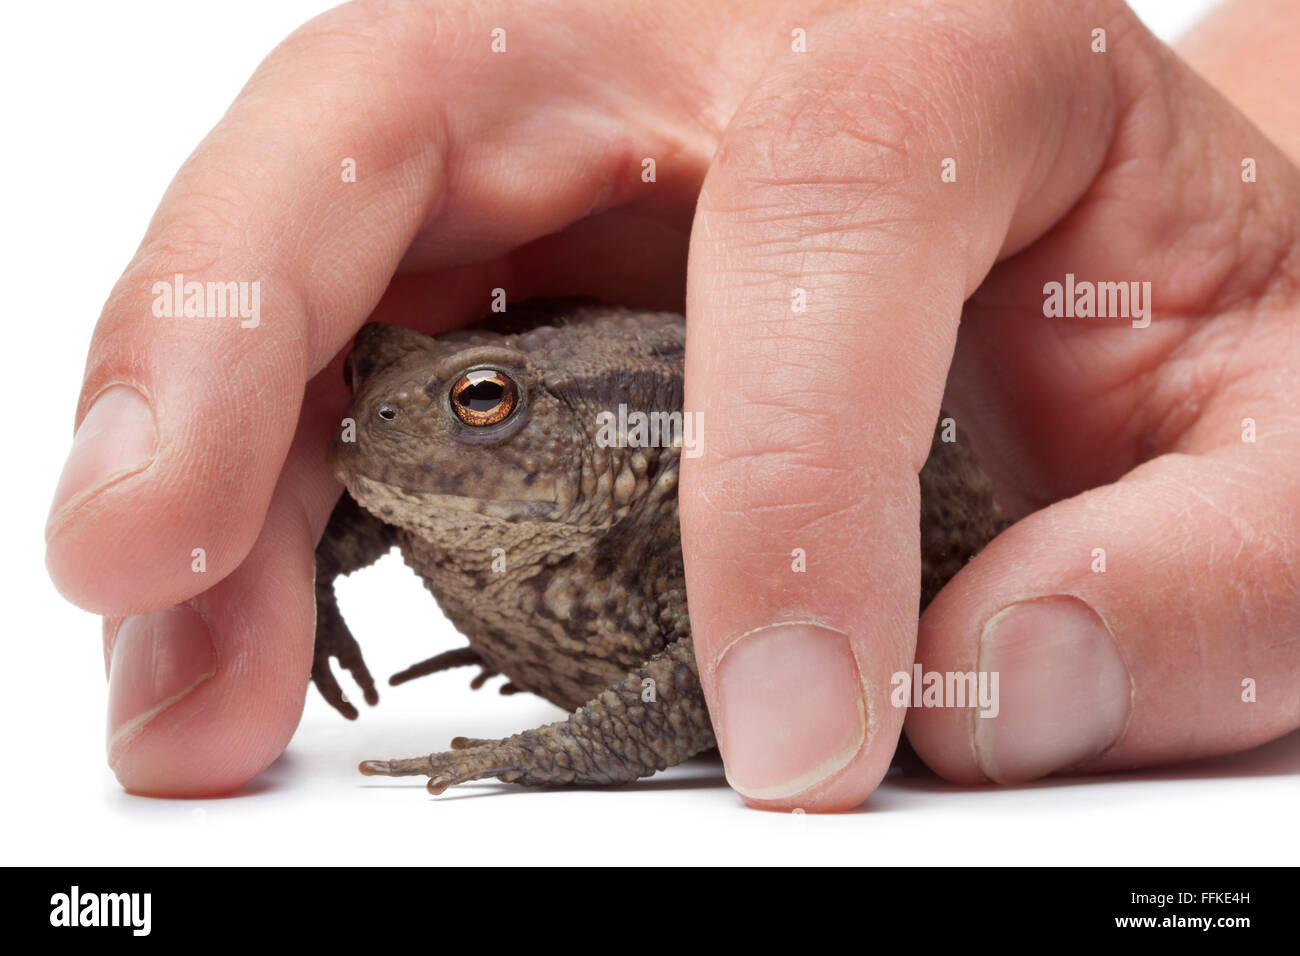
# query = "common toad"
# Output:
<box><xmin>312</xmin><ymin>299</ymin><xmax>1002</xmax><ymax>794</ymax></box>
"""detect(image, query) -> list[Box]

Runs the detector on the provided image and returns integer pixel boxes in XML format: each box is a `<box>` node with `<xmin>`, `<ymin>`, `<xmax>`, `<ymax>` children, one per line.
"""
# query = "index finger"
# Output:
<box><xmin>45</xmin><ymin>0</ymin><xmax>725</xmax><ymax>615</ymax></box>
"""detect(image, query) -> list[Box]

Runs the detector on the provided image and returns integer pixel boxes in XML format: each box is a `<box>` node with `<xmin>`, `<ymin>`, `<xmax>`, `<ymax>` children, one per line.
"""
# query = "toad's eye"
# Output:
<box><xmin>450</xmin><ymin>369</ymin><xmax>518</xmax><ymax>426</ymax></box>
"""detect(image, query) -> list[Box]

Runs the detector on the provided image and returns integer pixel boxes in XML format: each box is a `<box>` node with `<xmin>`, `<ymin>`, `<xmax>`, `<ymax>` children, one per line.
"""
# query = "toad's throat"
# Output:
<box><xmin>342</xmin><ymin>471</ymin><xmax>561</xmax><ymax>526</ymax></box>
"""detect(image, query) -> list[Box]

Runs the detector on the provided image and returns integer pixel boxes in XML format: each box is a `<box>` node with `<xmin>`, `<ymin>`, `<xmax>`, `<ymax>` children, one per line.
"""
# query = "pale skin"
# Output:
<box><xmin>47</xmin><ymin>0</ymin><xmax>1300</xmax><ymax>810</ymax></box>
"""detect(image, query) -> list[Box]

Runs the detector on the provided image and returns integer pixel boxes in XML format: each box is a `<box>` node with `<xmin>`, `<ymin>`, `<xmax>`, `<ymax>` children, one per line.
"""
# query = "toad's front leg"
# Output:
<box><xmin>359</xmin><ymin>638</ymin><xmax>714</xmax><ymax>792</ymax></box>
<box><xmin>315</xmin><ymin>494</ymin><xmax>497</xmax><ymax>717</ymax></box>
<box><xmin>313</xmin><ymin>494</ymin><xmax>398</xmax><ymax>719</ymax></box>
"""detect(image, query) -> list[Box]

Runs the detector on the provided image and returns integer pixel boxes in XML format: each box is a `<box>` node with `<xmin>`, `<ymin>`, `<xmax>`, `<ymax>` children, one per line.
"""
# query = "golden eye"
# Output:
<box><xmin>450</xmin><ymin>369</ymin><xmax>518</xmax><ymax>426</ymax></box>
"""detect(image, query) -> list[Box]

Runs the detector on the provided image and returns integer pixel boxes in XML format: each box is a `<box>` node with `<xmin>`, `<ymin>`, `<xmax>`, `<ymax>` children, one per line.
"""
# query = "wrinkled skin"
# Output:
<box><xmin>311</xmin><ymin>301</ymin><xmax>1002</xmax><ymax>793</ymax></box>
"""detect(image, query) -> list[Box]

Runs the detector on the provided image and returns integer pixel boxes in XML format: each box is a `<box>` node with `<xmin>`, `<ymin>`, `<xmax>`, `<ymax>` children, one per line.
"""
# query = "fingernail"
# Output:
<box><xmin>48</xmin><ymin>385</ymin><xmax>157</xmax><ymax>531</ymax></box>
<box><xmin>715</xmin><ymin>623</ymin><xmax>865</xmax><ymax>801</ymax></box>
<box><xmin>974</xmin><ymin>596</ymin><xmax>1131</xmax><ymax>784</ymax></box>
<box><xmin>108</xmin><ymin>605</ymin><xmax>216</xmax><ymax>754</ymax></box>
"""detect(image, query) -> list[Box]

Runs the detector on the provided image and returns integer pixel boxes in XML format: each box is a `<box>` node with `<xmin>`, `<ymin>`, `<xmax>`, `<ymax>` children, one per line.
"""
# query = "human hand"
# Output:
<box><xmin>683</xmin><ymin>0</ymin><xmax>1300</xmax><ymax>809</ymax></box>
<box><xmin>46</xmin><ymin>0</ymin><xmax>1299</xmax><ymax>809</ymax></box>
<box><xmin>46</xmin><ymin>0</ymin><xmax>750</xmax><ymax>795</ymax></box>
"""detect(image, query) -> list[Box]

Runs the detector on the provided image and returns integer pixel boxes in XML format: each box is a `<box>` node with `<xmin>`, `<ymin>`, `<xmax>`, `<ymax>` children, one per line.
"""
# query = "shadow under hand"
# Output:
<box><xmin>890</xmin><ymin>727</ymin><xmax>1300</xmax><ymax>793</ymax></box>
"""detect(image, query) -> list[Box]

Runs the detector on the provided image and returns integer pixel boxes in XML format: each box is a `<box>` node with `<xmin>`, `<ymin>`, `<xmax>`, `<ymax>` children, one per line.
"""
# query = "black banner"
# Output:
<box><xmin>18</xmin><ymin>867</ymin><xmax>1286</xmax><ymax>941</ymax></box>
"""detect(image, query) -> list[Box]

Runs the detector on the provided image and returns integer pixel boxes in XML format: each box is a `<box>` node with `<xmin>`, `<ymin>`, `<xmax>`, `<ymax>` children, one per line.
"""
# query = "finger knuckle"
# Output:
<box><xmin>705</xmin><ymin>82</ymin><xmax>916</xmax><ymax>219</ymax></box>
<box><xmin>133</xmin><ymin>185</ymin><xmax>250</xmax><ymax>279</ymax></box>
<box><xmin>701</xmin><ymin>1</ymin><xmax>1029</xmax><ymax>222</ymax></box>
<box><xmin>275</xmin><ymin>0</ymin><xmax>415</xmax><ymax>63</ymax></box>
<box><xmin>271</xmin><ymin>0</ymin><xmax>458</xmax><ymax>81</ymax></box>
<box><xmin>699</xmin><ymin>387</ymin><xmax>905</xmax><ymax>511</ymax></box>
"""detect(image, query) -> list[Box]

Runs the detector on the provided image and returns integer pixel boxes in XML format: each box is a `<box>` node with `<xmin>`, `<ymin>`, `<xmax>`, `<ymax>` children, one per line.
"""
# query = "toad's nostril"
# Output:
<box><xmin>377</xmin><ymin>403</ymin><xmax>399</xmax><ymax>422</ymax></box>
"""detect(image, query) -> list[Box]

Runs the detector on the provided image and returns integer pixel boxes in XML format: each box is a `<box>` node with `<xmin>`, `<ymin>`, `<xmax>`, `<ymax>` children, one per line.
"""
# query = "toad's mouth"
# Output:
<box><xmin>342</xmin><ymin>471</ymin><xmax>560</xmax><ymax>525</ymax></box>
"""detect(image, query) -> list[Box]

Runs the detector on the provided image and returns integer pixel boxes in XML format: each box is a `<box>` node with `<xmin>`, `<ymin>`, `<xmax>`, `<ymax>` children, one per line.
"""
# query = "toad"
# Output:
<box><xmin>312</xmin><ymin>299</ymin><xmax>1002</xmax><ymax>794</ymax></box>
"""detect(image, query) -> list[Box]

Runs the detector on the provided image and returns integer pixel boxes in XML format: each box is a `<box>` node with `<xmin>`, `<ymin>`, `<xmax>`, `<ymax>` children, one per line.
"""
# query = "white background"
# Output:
<box><xmin>3</xmin><ymin>0</ymin><xmax>1295</xmax><ymax>866</ymax></box>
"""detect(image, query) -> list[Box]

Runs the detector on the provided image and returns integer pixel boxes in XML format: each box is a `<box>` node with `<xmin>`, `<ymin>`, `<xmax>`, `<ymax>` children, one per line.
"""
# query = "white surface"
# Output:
<box><xmin>4</xmin><ymin>0</ymin><xmax>1295</xmax><ymax>867</ymax></box>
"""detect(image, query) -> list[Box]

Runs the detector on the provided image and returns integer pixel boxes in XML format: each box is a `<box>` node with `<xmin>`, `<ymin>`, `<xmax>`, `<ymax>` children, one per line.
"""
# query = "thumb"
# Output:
<box><xmin>906</xmin><ymin>448</ymin><xmax>1300</xmax><ymax>784</ymax></box>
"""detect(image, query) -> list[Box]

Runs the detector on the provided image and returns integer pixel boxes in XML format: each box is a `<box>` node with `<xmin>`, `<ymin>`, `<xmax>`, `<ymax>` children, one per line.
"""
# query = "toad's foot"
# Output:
<box><xmin>359</xmin><ymin>744</ymin><xmax>528</xmax><ymax>794</ymax></box>
<box><xmin>312</xmin><ymin>494</ymin><xmax>397</xmax><ymax>719</ymax></box>
<box><xmin>357</xmin><ymin>638</ymin><xmax>714</xmax><ymax>793</ymax></box>
<box><xmin>312</xmin><ymin>586</ymin><xmax>378</xmax><ymax>721</ymax></box>
<box><xmin>388</xmin><ymin>646</ymin><xmax>483</xmax><ymax>687</ymax></box>
<box><xmin>388</xmin><ymin>653</ymin><xmax>517</xmax><ymax>693</ymax></box>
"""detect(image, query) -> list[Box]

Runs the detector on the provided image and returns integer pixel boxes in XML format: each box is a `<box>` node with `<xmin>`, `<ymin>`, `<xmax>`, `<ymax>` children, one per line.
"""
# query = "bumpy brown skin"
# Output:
<box><xmin>312</xmin><ymin>299</ymin><xmax>1002</xmax><ymax>795</ymax></box>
